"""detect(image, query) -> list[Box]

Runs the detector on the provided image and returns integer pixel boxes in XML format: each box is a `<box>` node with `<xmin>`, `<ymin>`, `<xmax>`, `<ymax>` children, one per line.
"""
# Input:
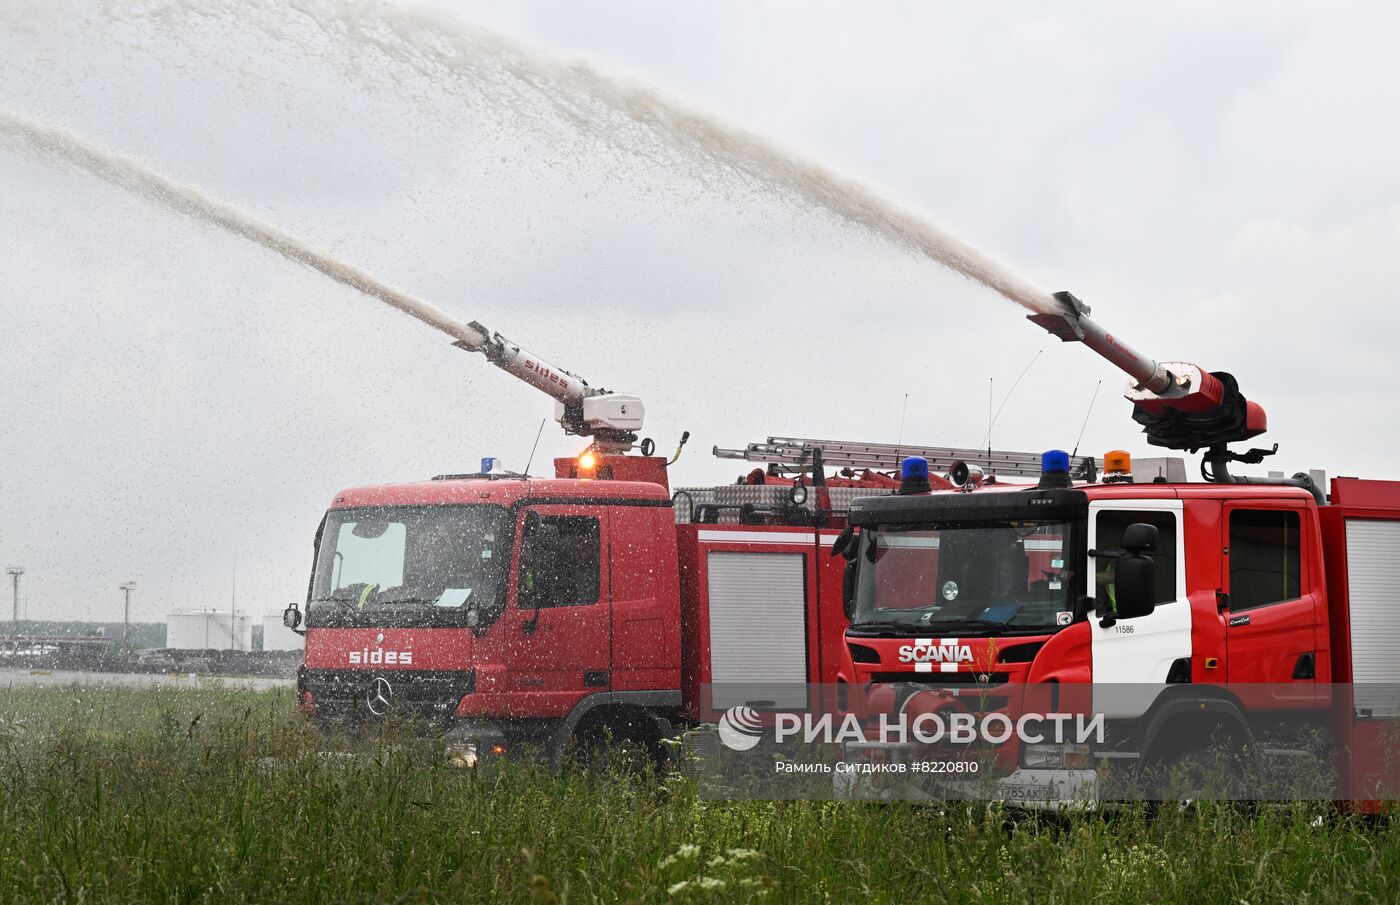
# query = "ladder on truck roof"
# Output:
<box><xmin>712</xmin><ymin>436</ymin><xmax>1102</xmax><ymax>480</ymax></box>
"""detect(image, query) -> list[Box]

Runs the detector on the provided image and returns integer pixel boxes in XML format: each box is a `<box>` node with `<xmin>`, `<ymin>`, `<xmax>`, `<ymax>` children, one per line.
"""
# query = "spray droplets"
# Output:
<box><xmin>5</xmin><ymin>0</ymin><xmax>1058</xmax><ymax>316</ymax></box>
<box><xmin>0</xmin><ymin>107</ymin><xmax>481</xmax><ymax>346</ymax></box>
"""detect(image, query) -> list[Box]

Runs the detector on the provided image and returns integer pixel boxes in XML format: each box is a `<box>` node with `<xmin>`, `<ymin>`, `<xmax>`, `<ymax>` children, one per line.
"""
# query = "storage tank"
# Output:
<box><xmin>165</xmin><ymin>610</ymin><xmax>253</xmax><ymax>651</ymax></box>
<box><xmin>261</xmin><ymin>611</ymin><xmax>304</xmax><ymax>652</ymax></box>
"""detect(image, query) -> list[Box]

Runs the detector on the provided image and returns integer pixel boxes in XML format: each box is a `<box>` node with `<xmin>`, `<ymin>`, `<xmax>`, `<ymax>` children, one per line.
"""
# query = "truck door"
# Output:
<box><xmin>1088</xmin><ymin>500</ymin><xmax>1192</xmax><ymax>718</ymax></box>
<box><xmin>1221</xmin><ymin>502</ymin><xmax>1318</xmax><ymax>704</ymax></box>
<box><xmin>502</xmin><ymin>504</ymin><xmax>612</xmax><ymax>714</ymax></box>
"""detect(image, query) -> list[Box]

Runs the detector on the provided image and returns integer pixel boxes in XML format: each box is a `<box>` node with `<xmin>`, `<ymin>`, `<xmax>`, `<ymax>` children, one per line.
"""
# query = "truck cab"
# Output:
<box><xmin>287</xmin><ymin>446</ymin><xmax>875</xmax><ymax>769</ymax></box>
<box><xmin>292</xmin><ymin>471</ymin><xmax>683</xmax><ymax>767</ymax></box>
<box><xmin>846</xmin><ymin>479</ymin><xmax>1325</xmax><ymax>689</ymax></box>
<box><xmin>839</xmin><ymin>452</ymin><xmax>1333</xmax><ymax>797</ymax></box>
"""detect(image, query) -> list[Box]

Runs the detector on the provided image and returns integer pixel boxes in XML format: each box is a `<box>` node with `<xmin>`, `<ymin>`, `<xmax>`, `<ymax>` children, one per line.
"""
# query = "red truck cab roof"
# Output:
<box><xmin>1080</xmin><ymin>481</ymin><xmax>1316</xmax><ymax>504</ymax></box>
<box><xmin>915</xmin><ymin>478</ymin><xmax>1317</xmax><ymax>503</ymax></box>
<box><xmin>849</xmin><ymin>476</ymin><xmax>1320</xmax><ymax>526</ymax></box>
<box><xmin>328</xmin><ymin>476</ymin><xmax>671</xmax><ymax>510</ymax></box>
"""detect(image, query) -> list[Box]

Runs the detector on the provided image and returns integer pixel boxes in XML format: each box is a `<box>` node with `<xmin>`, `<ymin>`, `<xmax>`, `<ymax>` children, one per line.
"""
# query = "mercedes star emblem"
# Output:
<box><xmin>367</xmin><ymin>676</ymin><xmax>393</xmax><ymax>715</ymax></box>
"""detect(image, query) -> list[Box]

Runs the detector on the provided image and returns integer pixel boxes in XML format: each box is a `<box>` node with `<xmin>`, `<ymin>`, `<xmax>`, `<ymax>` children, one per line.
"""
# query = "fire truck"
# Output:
<box><xmin>280</xmin><ymin>312</ymin><xmax>895</xmax><ymax>767</ymax></box>
<box><xmin>280</xmin><ymin>282</ymin><xmax>1400</xmax><ymax>801</ymax></box>
<box><xmin>832</xmin><ymin>291</ymin><xmax>1400</xmax><ymax>804</ymax></box>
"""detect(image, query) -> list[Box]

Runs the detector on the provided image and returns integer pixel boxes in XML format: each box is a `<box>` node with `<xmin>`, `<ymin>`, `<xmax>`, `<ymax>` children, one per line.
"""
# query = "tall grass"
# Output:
<box><xmin>0</xmin><ymin>684</ymin><xmax>1396</xmax><ymax>903</ymax></box>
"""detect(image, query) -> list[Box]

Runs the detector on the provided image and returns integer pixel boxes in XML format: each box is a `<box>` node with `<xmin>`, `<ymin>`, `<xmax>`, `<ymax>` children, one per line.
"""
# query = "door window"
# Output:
<box><xmin>1228</xmin><ymin>510</ymin><xmax>1301</xmax><ymax>611</ymax></box>
<box><xmin>1094</xmin><ymin>510</ymin><xmax>1178</xmax><ymax>604</ymax></box>
<box><xmin>519</xmin><ymin>515</ymin><xmax>601</xmax><ymax>608</ymax></box>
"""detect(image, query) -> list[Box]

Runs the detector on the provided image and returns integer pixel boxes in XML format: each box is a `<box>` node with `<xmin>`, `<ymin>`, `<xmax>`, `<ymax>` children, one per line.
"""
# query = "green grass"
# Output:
<box><xmin>0</xmin><ymin>685</ymin><xmax>1397</xmax><ymax>904</ymax></box>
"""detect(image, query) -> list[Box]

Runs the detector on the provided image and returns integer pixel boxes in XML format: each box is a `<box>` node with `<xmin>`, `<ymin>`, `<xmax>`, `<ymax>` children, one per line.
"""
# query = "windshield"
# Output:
<box><xmin>851</xmin><ymin>519</ymin><xmax>1081</xmax><ymax>635</ymax></box>
<box><xmin>307</xmin><ymin>505</ymin><xmax>509</xmax><ymax>628</ymax></box>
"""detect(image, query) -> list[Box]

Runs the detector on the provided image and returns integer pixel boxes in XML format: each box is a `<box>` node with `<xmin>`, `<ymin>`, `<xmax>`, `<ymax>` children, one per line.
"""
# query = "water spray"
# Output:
<box><xmin>0</xmin><ymin>107</ymin><xmax>641</xmax><ymax>450</ymax></box>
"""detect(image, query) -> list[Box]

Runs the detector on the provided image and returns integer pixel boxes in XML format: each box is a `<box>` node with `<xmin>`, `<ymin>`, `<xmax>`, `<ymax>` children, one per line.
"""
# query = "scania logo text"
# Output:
<box><xmin>898</xmin><ymin>643</ymin><xmax>973</xmax><ymax>664</ymax></box>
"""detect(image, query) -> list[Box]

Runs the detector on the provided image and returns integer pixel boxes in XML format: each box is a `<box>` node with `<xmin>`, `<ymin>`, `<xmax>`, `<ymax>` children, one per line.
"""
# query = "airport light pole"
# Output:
<box><xmin>5</xmin><ymin>567</ymin><xmax>22</xmax><ymax>629</ymax></box>
<box><xmin>120</xmin><ymin>581</ymin><xmax>136</xmax><ymax>643</ymax></box>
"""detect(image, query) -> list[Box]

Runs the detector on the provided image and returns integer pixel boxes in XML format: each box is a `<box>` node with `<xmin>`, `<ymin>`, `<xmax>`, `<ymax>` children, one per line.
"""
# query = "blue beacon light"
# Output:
<box><xmin>1038</xmin><ymin>449</ymin><xmax>1072</xmax><ymax>489</ymax></box>
<box><xmin>897</xmin><ymin>456</ymin><xmax>932</xmax><ymax>495</ymax></box>
<box><xmin>1041</xmin><ymin>449</ymin><xmax>1070</xmax><ymax>475</ymax></box>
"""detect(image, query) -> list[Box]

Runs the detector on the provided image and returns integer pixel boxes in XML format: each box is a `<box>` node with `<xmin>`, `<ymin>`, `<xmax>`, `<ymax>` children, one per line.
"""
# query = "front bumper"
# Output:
<box><xmin>298</xmin><ymin>667</ymin><xmax>476</xmax><ymax>726</ymax></box>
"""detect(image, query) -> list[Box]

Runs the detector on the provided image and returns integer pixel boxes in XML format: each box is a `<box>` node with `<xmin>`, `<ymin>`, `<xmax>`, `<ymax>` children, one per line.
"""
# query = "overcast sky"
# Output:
<box><xmin>2</xmin><ymin>1</ymin><xmax>1398</xmax><ymax>623</ymax></box>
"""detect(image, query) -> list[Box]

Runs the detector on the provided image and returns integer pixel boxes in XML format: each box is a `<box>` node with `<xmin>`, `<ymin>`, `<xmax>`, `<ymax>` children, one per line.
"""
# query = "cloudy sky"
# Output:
<box><xmin>2</xmin><ymin>1</ymin><xmax>1398</xmax><ymax>623</ymax></box>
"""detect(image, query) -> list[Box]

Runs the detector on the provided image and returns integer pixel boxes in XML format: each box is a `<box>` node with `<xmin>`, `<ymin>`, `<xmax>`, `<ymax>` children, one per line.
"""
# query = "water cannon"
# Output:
<box><xmin>450</xmin><ymin>320</ymin><xmax>643</xmax><ymax>454</ymax></box>
<box><xmin>1027</xmin><ymin>291</ymin><xmax>1267</xmax><ymax>453</ymax></box>
<box><xmin>0</xmin><ymin>108</ymin><xmax>648</xmax><ymax>453</ymax></box>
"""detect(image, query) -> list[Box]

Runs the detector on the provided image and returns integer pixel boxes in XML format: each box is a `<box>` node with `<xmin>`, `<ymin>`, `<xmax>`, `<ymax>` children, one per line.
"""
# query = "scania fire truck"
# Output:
<box><xmin>833</xmin><ymin>291</ymin><xmax>1400</xmax><ymax>805</ymax></box>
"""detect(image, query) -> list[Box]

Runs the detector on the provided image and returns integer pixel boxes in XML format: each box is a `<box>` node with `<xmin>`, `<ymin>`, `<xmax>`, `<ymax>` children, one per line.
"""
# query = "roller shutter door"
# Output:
<box><xmin>1345</xmin><ymin>519</ymin><xmax>1400</xmax><ymax>716</ymax></box>
<box><xmin>706</xmin><ymin>552</ymin><xmax>807</xmax><ymax>708</ymax></box>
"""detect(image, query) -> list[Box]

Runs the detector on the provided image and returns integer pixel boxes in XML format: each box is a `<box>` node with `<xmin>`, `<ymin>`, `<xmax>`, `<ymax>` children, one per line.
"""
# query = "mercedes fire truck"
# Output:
<box><xmin>281</xmin><ymin>312</ymin><xmax>901</xmax><ymax>767</ymax></box>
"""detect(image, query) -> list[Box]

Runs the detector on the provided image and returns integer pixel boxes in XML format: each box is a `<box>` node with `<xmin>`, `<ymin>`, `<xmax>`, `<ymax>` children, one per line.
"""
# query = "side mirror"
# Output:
<box><xmin>830</xmin><ymin>526</ymin><xmax>855</xmax><ymax>559</ymax></box>
<box><xmin>841</xmin><ymin>559</ymin><xmax>858</xmax><ymax>621</ymax></box>
<box><xmin>1073</xmin><ymin>595</ymin><xmax>1095</xmax><ymax>623</ymax></box>
<box><xmin>282</xmin><ymin>603</ymin><xmax>304</xmax><ymax>634</ymax></box>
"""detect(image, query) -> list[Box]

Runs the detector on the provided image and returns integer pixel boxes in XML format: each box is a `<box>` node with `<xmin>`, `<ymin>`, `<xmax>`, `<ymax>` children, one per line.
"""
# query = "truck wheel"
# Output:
<box><xmin>568</xmin><ymin>711</ymin><xmax>664</xmax><ymax>776</ymax></box>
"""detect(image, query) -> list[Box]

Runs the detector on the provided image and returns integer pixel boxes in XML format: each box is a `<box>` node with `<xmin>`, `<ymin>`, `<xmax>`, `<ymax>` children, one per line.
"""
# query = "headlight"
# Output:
<box><xmin>1022</xmin><ymin>742</ymin><xmax>1091</xmax><ymax>770</ymax></box>
<box><xmin>445</xmin><ymin>740</ymin><xmax>479</xmax><ymax>769</ymax></box>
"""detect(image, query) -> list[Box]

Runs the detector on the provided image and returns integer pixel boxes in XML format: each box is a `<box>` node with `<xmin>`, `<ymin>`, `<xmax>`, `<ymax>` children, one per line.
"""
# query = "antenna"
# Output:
<box><xmin>1071</xmin><ymin>380</ymin><xmax>1103</xmax><ymax>459</ymax></box>
<box><xmin>981</xmin><ymin>350</ymin><xmax>1044</xmax><ymax>470</ymax></box>
<box><xmin>522</xmin><ymin>419</ymin><xmax>546</xmax><ymax>478</ymax></box>
<box><xmin>895</xmin><ymin>393</ymin><xmax>909</xmax><ymax>465</ymax></box>
<box><xmin>981</xmin><ymin>350</ymin><xmax>1043</xmax><ymax>448</ymax></box>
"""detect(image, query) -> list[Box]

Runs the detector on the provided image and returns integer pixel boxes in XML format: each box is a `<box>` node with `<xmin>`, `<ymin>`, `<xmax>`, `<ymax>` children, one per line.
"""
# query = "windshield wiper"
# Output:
<box><xmin>918</xmin><ymin>618</ymin><xmax>1010</xmax><ymax>631</ymax></box>
<box><xmin>849</xmin><ymin>619</ymin><xmax>1014</xmax><ymax>637</ymax></box>
<box><xmin>922</xmin><ymin>618</ymin><xmax>1060</xmax><ymax>636</ymax></box>
<box><xmin>852</xmin><ymin>616</ymin><xmax>1059</xmax><ymax>637</ymax></box>
<box><xmin>848</xmin><ymin>620</ymin><xmax>929</xmax><ymax>634</ymax></box>
<box><xmin>371</xmin><ymin>595</ymin><xmax>438</xmax><ymax>607</ymax></box>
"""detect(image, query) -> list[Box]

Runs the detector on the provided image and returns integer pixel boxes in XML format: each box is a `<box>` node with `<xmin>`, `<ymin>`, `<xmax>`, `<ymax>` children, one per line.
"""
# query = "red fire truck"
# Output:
<box><xmin>282</xmin><ymin>283</ymin><xmax>1400</xmax><ymax>802</ymax></box>
<box><xmin>833</xmin><ymin>291</ymin><xmax>1400</xmax><ymax>804</ymax></box>
<box><xmin>281</xmin><ymin>314</ymin><xmax>893</xmax><ymax>767</ymax></box>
